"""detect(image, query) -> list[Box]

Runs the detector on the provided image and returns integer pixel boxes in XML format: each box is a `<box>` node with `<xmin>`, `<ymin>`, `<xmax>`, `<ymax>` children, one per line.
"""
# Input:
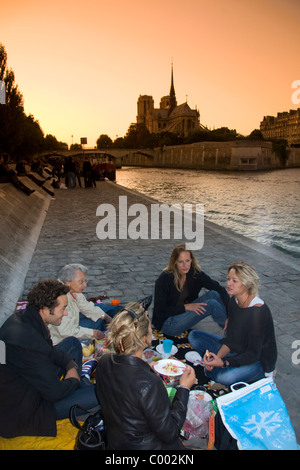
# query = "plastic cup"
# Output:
<box><xmin>163</xmin><ymin>339</ymin><xmax>173</xmax><ymax>354</ymax></box>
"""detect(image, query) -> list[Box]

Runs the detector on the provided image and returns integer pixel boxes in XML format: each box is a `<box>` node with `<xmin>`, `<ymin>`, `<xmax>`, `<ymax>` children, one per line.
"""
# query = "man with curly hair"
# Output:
<box><xmin>0</xmin><ymin>279</ymin><xmax>99</xmax><ymax>438</ymax></box>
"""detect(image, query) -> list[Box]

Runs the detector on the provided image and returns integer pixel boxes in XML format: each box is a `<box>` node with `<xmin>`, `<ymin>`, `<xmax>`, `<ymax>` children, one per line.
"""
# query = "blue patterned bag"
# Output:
<box><xmin>216</xmin><ymin>378</ymin><xmax>299</xmax><ymax>450</ymax></box>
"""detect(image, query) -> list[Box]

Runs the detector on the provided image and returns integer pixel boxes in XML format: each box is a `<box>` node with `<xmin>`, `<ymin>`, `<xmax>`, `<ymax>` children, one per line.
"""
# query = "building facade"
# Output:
<box><xmin>137</xmin><ymin>66</ymin><xmax>202</xmax><ymax>137</ymax></box>
<box><xmin>260</xmin><ymin>108</ymin><xmax>300</xmax><ymax>145</ymax></box>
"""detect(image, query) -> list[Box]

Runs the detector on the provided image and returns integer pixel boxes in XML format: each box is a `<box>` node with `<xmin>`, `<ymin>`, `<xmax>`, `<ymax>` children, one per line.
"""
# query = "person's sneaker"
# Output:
<box><xmin>81</xmin><ymin>359</ymin><xmax>98</xmax><ymax>380</ymax></box>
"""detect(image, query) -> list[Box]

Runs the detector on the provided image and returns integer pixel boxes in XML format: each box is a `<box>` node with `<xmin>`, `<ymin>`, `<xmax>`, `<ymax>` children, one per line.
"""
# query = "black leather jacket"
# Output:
<box><xmin>96</xmin><ymin>353</ymin><xmax>189</xmax><ymax>450</ymax></box>
<box><xmin>0</xmin><ymin>305</ymin><xmax>79</xmax><ymax>437</ymax></box>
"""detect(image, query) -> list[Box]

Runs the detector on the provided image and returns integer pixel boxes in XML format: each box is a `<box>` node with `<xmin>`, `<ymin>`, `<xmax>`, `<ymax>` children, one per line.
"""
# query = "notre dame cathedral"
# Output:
<box><xmin>136</xmin><ymin>65</ymin><xmax>202</xmax><ymax>138</ymax></box>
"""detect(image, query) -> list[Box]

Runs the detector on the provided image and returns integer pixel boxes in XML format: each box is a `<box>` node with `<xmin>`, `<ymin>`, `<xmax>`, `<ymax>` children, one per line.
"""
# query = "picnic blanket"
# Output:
<box><xmin>151</xmin><ymin>329</ymin><xmax>209</xmax><ymax>387</ymax></box>
<box><xmin>0</xmin><ymin>419</ymin><xmax>78</xmax><ymax>450</ymax></box>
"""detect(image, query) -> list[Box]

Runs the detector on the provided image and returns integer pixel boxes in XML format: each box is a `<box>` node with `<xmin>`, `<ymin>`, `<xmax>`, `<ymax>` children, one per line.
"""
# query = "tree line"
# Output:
<box><xmin>96</xmin><ymin>125</ymin><xmax>266</xmax><ymax>150</ymax></box>
<box><xmin>0</xmin><ymin>43</ymin><xmax>67</xmax><ymax>160</ymax></box>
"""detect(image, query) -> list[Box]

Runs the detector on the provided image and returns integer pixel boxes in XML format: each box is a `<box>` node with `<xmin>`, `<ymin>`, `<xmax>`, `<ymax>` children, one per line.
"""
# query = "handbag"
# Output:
<box><xmin>69</xmin><ymin>405</ymin><xmax>106</xmax><ymax>450</ymax></box>
<box><xmin>216</xmin><ymin>378</ymin><xmax>299</xmax><ymax>450</ymax></box>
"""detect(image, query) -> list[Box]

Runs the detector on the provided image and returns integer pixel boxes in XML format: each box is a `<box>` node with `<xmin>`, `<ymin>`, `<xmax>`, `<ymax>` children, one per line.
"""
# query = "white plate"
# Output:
<box><xmin>185</xmin><ymin>351</ymin><xmax>202</xmax><ymax>364</ymax></box>
<box><xmin>142</xmin><ymin>348</ymin><xmax>161</xmax><ymax>363</ymax></box>
<box><xmin>189</xmin><ymin>389</ymin><xmax>212</xmax><ymax>402</ymax></box>
<box><xmin>156</xmin><ymin>343</ymin><xmax>178</xmax><ymax>356</ymax></box>
<box><xmin>154</xmin><ymin>359</ymin><xmax>186</xmax><ymax>377</ymax></box>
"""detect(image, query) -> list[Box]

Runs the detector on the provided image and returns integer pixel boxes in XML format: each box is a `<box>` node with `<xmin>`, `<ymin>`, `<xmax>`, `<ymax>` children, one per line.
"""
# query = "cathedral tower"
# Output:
<box><xmin>136</xmin><ymin>63</ymin><xmax>200</xmax><ymax>137</ymax></box>
<box><xmin>137</xmin><ymin>95</ymin><xmax>154</xmax><ymax>126</ymax></box>
<box><xmin>169</xmin><ymin>62</ymin><xmax>177</xmax><ymax>114</ymax></box>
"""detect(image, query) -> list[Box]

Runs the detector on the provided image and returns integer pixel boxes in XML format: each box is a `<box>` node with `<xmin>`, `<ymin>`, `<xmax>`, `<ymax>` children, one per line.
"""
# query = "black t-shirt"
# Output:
<box><xmin>221</xmin><ymin>297</ymin><xmax>277</xmax><ymax>372</ymax></box>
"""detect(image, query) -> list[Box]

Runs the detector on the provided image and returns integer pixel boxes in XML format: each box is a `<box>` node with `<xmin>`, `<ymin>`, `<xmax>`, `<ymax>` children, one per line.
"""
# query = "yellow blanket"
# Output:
<box><xmin>0</xmin><ymin>419</ymin><xmax>77</xmax><ymax>450</ymax></box>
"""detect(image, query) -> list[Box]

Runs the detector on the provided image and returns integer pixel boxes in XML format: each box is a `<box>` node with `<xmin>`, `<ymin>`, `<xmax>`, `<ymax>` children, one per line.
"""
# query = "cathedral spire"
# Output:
<box><xmin>169</xmin><ymin>61</ymin><xmax>177</xmax><ymax>113</ymax></box>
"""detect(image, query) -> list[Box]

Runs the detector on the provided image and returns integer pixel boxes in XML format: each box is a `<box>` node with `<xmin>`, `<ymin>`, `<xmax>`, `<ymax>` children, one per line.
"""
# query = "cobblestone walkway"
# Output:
<box><xmin>22</xmin><ymin>180</ymin><xmax>300</xmax><ymax>442</ymax></box>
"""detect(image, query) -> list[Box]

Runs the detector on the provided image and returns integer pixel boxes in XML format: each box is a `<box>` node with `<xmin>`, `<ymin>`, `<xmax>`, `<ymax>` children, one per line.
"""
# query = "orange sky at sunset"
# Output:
<box><xmin>2</xmin><ymin>0</ymin><xmax>300</xmax><ymax>147</ymax></box>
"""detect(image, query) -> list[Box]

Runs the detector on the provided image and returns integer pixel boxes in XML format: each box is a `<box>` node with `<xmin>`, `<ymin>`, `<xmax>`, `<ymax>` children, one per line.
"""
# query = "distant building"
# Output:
<box><xmin>136</xmin><ymin>65</ymin><xmax>203</xmax><ymax>137</ymax></box>
<box><xmin>260</xmin><ymin>108</ymin><xmax>300</xmax><ymax>145</ymax></box>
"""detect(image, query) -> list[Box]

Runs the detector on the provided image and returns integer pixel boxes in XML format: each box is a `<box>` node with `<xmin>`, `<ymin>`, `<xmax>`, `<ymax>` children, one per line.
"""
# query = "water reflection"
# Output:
<box><xmin>116</xmin><ymin>167</ymin><xmax>300</xmax><ymax>258</ymax></box>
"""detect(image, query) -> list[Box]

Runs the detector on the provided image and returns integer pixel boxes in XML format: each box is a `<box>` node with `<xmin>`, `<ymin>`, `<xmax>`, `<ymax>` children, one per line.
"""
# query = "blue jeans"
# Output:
<box><xmin>161</xmin><ymin>291</ymin><xmax>227</xmax><ymax>337</ymax></box>
<box><xmin>188</xmin><ymin>330</ymin><xmax>265</xmax><ymax>387</ymax></box>
<box><xmin>54</xmin><ymin>337</ymin><xmax>99</xmax><ymax>419</ymax></box>
<box><xmin>68</xmin><ymin>172</ymin><xmax>76</xmax><ymax>188</ymax></box>
<box><xmin>79</xmin><ymin>303</ymin><xmax>122</xmax><ymax>331</ymax></box>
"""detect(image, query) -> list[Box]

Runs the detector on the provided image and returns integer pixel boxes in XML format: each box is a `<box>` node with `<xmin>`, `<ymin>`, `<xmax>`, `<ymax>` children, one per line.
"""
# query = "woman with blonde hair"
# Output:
<box><xmin>188</xmin><ymin>261</ymin><xmax>277</xmax><ymax>386</ymax></box>
<box><xmin>152</xmin><ymin>243</ymin><xmax>229</xmax><ymax>336</ymax></box>
<box><xmin>96</xmin><ymin>302</ymin><xmax>196</xmax><ymax>450</ymax></box>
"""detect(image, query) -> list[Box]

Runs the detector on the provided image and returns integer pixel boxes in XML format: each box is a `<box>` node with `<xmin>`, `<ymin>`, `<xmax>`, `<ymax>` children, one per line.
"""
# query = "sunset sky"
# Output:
<box><xmin>2</xmin><ymin>0</ymin><xmax>300</xmax><ymax>147</ymax></box>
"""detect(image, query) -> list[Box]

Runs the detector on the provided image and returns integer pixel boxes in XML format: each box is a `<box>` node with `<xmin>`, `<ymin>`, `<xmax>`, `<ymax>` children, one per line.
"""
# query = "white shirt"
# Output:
<box><xmin>235</xmin><ymin>296</ymin><xmax>264</xmax><ymax>307</ymax></box>
<box><xmin>49</xmin><ymin>291</ymin><xmax>105</xmax><ymax>345</ymax></box>
<box><xmin>249</xmin><ymin>296</ymin><xmax>264</xmax><ymax>307</ymax></box>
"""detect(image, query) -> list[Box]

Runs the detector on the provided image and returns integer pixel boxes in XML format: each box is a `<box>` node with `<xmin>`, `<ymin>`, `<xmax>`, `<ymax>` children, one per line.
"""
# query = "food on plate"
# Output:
<box><xmin>142</xmin><ymin>349</ymin><xmax>161</xmax><ymax>363</ymax></box>
<box><xmin>163</xmin><ymin>362</ymin><xmax>181</xmax><ymax>374</ymax></box>
<box><xmin>143</xmin><ymin>349</ymin><xmax>156</xmax><ymax>360</ymax></box>
<box><xmin>82</xmin><ymin>343</ymin><xmax>95</xmax><ymax>357</ymax></box>
<box><xmin>205</xmin><ymin>349</ymin><xmax>211</xmax><ymax>359</ymax></box>
<box><xmin>154</xmin><ymin>359</ymin><xmax>186</xmax><ymax>377</ymax></box>
<box><xmin>195</xmin><ymin>391</ymin><xmax>211</xmax><ymax>401</ymax></box>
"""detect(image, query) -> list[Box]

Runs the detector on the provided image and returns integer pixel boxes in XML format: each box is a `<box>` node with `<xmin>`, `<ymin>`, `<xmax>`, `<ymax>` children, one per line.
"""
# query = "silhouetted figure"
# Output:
<box><xmin>15</xmin><ymin>158</ymin><xmax>27</xmax><ymax>176</ymax></box>
<box><xmin>82</xmin><ymin>157</ymin><xmax>93</xmax><ymax>188</ymax></box>
<box><xmin>15</xmin><ymin>157</ymin><xmax>54</xmax><ymax>197</ymax></box>
<box><xmin>74</xmin><ymin>158</ymin><xmax>82</xmax><ymax>188</ymax></box>
<box><xmin>0</xmin><ymin>154</ymin><xmax>34</xmax><ymax>196</ymax></box>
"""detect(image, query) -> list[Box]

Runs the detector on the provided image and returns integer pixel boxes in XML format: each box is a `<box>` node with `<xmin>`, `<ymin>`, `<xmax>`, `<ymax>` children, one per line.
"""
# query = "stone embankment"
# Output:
<box><xmin>0</xmin><ymin>175</ymin><xmax>52</xmax><ymax>323</ymax></box>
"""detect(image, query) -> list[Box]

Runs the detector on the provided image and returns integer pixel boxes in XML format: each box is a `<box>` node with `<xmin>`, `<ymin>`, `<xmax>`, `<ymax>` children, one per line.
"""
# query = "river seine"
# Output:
<box><xmin>116</xmin><ymin>167</ymin><xmax>300</xmax><ymax>259</ymax></box>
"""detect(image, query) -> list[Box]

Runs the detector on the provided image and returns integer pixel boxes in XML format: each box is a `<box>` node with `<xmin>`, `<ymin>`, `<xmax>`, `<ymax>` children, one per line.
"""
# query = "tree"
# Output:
<box><xmin>15</xmin><ymin>114</ymin><xmax>45</xmax><ymax>158</ymax></box>
<box><xmin>247</xmin><ymin>129</ymin><xmax>264</xmax><ymax>140</ymax></box>
<box><xmin>123</xmin><ymin>124</ymin><xmax>138</xmax><ymax>148</ymax></box>
<box><xmin>0</xmin><ymin>43</ymin><xmax>25</xmax><ymax>156</ymax></box>
<box><xmin>45</xmin><ymin>134</ymin><xmax>68</xmax><ymax>150</ymax></box>
<box><xmin>0</xmin><ymin>43</ymin><xmax>67</xmax><ymax>159</ymax></box>
<box><xmin>271</xmin><ymin>139</ymin><xmax>288</xmax><ymax>166</ymax></box>
<box><xmin>112</xmin><ymin>136</ymin><xmax>125</xmax><ymax>148</ymax></box>
<box><xmin>70</xmin><ymin>142</ymin><xmax>82</xmax><ymax>150</ymax></box>
<box><xmin>96</xmin><ymin>134</ymin><xmax>112</xmax><ymax>148</ymax></box>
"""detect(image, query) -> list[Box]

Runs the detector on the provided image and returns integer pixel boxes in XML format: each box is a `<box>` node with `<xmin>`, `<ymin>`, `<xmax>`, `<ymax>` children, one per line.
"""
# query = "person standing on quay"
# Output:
<box><xmin>82</xmin><ymin>157</ymin><xmax>93</xmax><ymax>188</ymax></box>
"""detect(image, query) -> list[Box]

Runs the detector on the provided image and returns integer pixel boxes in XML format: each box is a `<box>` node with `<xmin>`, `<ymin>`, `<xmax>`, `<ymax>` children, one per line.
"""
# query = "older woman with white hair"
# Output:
<box><xmin>188</xmin><ymin>261</ymin><xmax>277</xmax><ymax>387</ymax></box>
<box><xmin>49</xmin><ymin>263</ymin><xmax>120</xmax><ymax>345</ymax></box>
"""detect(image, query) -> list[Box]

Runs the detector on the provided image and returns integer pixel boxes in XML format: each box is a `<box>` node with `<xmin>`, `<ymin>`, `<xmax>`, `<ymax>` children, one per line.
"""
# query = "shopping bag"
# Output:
<box><xmin>216</xmin><ymin>378</ymin><xmax>298</xmax><ymax>450</ymax></box>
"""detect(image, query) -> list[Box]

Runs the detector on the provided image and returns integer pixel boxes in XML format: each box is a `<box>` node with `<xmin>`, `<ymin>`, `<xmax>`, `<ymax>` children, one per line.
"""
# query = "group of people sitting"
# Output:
<box><xmin>0</xmin><ymin>243</ymin><xmax>277</xmax><ymax>450</ymax></box>
<box><xmin>0</xmin><ymin>154</ymin><xmax>35</xmax><ymax>196</ymax></box>
<box><xmin>0</xmin><ymin>154</ymin><xmax>54</xmax><ymax>197</ymax></box>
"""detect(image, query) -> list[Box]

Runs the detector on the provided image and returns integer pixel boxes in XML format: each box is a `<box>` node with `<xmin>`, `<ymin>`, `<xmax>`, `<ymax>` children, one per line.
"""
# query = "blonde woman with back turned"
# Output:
<box><xmin>96</xmin><ymin>302</ymin><xmax>196</xmax><ymax>450</ymax></box>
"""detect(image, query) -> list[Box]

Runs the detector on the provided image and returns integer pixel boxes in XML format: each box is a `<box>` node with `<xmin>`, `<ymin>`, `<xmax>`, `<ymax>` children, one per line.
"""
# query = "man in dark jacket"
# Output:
<box><xmin>0</xmin><ymin>279</ymin><xmax>99</xmax><ymax>438</ymax></box>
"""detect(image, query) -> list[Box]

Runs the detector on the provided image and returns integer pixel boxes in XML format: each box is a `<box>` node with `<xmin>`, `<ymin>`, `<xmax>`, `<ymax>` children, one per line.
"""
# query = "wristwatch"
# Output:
<box><xmin>222</xmin><ymin>360</ymin><xmax>228</xmax><ymax>368</ymax></box>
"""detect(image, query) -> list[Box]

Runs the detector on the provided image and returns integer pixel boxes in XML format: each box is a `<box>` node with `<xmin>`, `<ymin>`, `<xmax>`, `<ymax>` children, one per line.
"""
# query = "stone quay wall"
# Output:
<box><xmin>121</xmin><ymin>141</ymin><xmax>300</xmax><ymax>171</ymax></box>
